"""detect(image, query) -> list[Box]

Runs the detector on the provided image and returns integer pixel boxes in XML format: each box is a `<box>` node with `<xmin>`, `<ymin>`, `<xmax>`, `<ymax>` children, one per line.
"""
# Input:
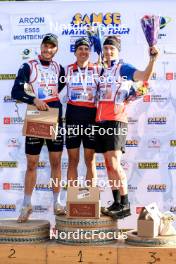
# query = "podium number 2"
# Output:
<box><xmin>78</xmin><ymin>250</ymin><xmax>83</xmax><ymax>262</ymax></box>
<box><xmin>8</xmin><ymin>248</ymin><xmax>16</xmax><ymax>258</ymax></box>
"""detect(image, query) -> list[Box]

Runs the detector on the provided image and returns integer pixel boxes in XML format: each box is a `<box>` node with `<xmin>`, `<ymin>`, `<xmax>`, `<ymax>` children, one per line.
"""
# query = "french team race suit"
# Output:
<box><xmin>95</xmin><ymin>60</ymin><xmax>139</xmax><ymax>154</ymax></box>
<box><xmin>12</xmin><ymin>55</ymin><xmax>65</xmax><ymax>113</ymax></box>
<box><xmin>11</xmin><ymin>56</ymin><xmax>65</xmax><ymax>154</ymax></box>
<box><xmin>65</xmin><ymin>62</ymin><xmax>99</xmax><ymax>149</ymax></box>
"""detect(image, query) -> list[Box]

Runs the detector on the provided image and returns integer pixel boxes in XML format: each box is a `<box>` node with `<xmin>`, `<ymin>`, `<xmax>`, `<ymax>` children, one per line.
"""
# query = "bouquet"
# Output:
<box><xmin>141</xmin><ymin>15</ymin><xmax>160</xmax><ymax>55</ymax></box>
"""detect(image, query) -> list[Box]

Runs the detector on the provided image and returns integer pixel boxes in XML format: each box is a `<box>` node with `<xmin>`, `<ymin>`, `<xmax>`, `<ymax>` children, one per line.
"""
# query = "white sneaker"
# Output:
<box><xmin>54</xmin><ymin>203</ymin><xmax>66</xmax><ymax>215</ymax></box>
<box><xmin>17</xmin><ymin>205</ymin><xmax>32</xmax><ymax>223</ymax></box>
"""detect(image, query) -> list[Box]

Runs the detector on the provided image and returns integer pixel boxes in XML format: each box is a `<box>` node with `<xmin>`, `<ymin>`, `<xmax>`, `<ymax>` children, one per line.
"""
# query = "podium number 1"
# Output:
<box><xmin>78</xmin><ymin>250</ymin><xmax>83</xmax><ymax>262</ymax></box>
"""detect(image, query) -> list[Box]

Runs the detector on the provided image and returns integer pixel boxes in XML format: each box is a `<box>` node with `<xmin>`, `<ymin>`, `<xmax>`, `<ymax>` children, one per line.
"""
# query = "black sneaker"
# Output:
<box><xmin>109</xmin><ymin>203</ymin><xmax>131</xmax><ymax>219</ymax></box>
<box><xmin>101</xmin><ymin>202</ymin><xmax>121</xmax><ymax>216</ymax></box>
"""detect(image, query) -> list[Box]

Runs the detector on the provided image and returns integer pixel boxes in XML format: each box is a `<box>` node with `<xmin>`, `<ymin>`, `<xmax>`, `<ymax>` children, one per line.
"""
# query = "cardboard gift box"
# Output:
<box><xmin>23</xmin><ymin>105</ymin><xmax>59</xmax><ymax>140</ymax></box>
<box><xmin>138</xmin><ymin>203</ymin><xmax>162</xmax><ymax>238</ymax></box>
<box><xmin>67</xmin><ymin>187</ymin><xmax>100</xmax><ymax>219</ymax></box>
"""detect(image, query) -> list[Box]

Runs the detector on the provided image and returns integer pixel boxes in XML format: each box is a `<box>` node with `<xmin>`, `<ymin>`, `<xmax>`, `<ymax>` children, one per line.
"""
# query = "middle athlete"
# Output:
<box><xmin>65</xmin><ymin>37</ymin><xmax>98</xmax><ymax>185</ymax></box>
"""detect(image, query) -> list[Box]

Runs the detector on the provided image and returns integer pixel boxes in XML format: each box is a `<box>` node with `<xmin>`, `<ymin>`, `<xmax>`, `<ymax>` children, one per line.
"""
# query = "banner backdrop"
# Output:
<box><xmin>0</xmin><ymin>0</ymin><xmax>176</xmax><ymax>228</ymax></box>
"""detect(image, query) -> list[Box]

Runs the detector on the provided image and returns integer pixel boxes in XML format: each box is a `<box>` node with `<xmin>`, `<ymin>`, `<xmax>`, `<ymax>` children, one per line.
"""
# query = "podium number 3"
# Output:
<box><xmin>148</xmin><ymin>252</ymin><xmax>158</xmax><ymax>264</ymax></box>
<box><xmin>8</xmin><ymin>248</ymin><xmax>16</xmax><ymax>258</ymax></box>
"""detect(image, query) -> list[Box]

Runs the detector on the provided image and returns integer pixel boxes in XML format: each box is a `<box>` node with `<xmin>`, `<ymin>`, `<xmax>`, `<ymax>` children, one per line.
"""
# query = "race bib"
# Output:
<box><xmin>70</xmin><ymin>88</ymin><xmax>95</xmax><ymax>102</ymax></box>
<box><xmin>38</xmin><ymin>85</ymin><xmax>58</xmax><ymax>100</ymax></box>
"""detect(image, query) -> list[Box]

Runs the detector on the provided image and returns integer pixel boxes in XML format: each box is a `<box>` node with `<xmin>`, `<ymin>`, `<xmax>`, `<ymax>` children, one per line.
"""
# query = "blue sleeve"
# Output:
<box><xmin>11</xmin><ymin>63</ymin><xmax>35</xmax><ymax>104</ymax></box>
<box><xmin>120</xmin><ymin>63</ymin><xmax>137</xmax><ymax>81</ymax></box>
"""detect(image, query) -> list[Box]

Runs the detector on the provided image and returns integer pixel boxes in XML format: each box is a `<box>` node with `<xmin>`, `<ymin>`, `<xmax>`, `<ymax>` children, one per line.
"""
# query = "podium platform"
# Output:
<box><xmin>0</xmin><ymin>241</ymin><xmax>176</xmax><ymax>264</ymax></box>
<box><xmin>0</xmin><ymin>219</ymin><xmax>176</xmax><ymax>263</ymax></box>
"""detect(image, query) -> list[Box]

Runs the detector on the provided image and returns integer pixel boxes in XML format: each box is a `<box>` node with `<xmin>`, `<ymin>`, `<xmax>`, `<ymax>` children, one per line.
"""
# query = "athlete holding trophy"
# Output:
<box><xmin>12</xmin><ymin>33</ymin><xmax>65</xmax><ymax>222</ymax></box>
<box><xmin>93</xmin><ymin>15</ymin><xmax>160</xmax><ymax>219</ymax></box>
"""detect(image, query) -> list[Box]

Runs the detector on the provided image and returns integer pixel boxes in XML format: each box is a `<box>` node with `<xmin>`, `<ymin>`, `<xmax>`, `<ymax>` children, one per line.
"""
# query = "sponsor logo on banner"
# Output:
<box><xmin>21</xmin><ymin>48</ymin><xmax>31</xmax><ymax>59</ymax></box>
<box><xmin>147</xmin><ymin>184</ymin><xmax>166</xmax><ymax>192</ymax></box>
<box><xmin>3</xmin><ymin>117</ymin><xmax>24</xmax><ymax>125</ymax></box>
<box><xmin>151</xmin><ymin>72</ymin><xmax>157</xmax><ymax>80</ymax></box>
<box><xmin>33</xmin><ymin>205</ymin><xmax>48</xmax><ymax>213</ymax></box>
<box><xmin>166</xmin><ymin>72</ymin><xmax>173</xmax><ymax>80</ymax></box>
<box><xmin>121</xmin><ymin>160</ymin><xmax>129</xmax><ymax>171</ymax></box>
<box><xmin>143</xmin><ymin>94</ymin><xmax>151</xmax><ymax>102</ymax></box>
<box><xmin>21</xmin><ymin>48</ymin><xmax>38</xmax><ymax>60</ymax></box>
<box><xmin>0</xmin><ymin>161</ymin><xmax>18</xmax><ymax>168</ymax></box>
<box><xmin>11</xmin><ymin>15</ymin><xmax>51</xmax><ymax>44</ymax></box>
<box><xmin>3</xmin><ymin>96</ymin><xmax>16</xmax><ymax>103</ymax></box>
<box><xmin>148</xmin><ymin>138</ymin><xmax>160</xmax><ymax>148</ymax></box>
<box><xmin>0</xmin><ymin>204</ymin><xmax>16</xmax><ymax>211</ymax></box>
<box><xmin>71</xmin><ymin>12</ymin><xmax>122</xmax><ymax>26</ymax></box>
<box><xmin>136</xmin><ymin>207</ymin><xmax>144</xmax><ymax>214</ymax></box>
<box><xmin>67</xmin><ymin>12</ymin><xmax>130</xmax><ymax>51</ymax></box>
<box><xmin>158</xmin><ymin>16</ymin><xmax>172</xmax><ymax>39</ymax></box>
<box><xmin>35</xmin><ymin>184</ymin><xmax>52</xmax><ymax>191</ymax></box>
<box><xmin>3</xmin><ymin>183</ymin><xmax>24</xmax><ymax>191</ymax></box>
<box><xmin>96</xmin><ymin>162</ymin><xmax>106</xmax><ymax>170</ymax></box>
<box><xmin>128</xmin><ymin>117</ymin><xmax>138</xmax><ymax>124</ymax></box>
<box><xmin>125</xmin><ymin>139</ymin><xmax>138</xmax><ymax>147</ymax></box>
<box><xmin>0</xmin><ymin>74</ymin><xmax>16</xmax><ymax>80</ymax></box>
<box><xmin>37</xmin><ymin>161</ymin><xmax>48</xmax><ymax>168</ymax></box>
<box><xmin>138</xmin><ymin>162</ymin><xmax>159</xmax><ymax>169</ymax></box>
<box><xmin>3</xmin><ymin>183</ymin><xmax>11</xmax><ymax>190</ymax></box>
<box><xmin>148</xmin><ymin>117</ymin><xmax>167</xmax><ymax>125</ymax></box>
<box><xmin>143</xmin><ymin>94</ymin><xmax>168</xmax><ymax>103</ymax></box>
<box><xmin>7</xmin><ymin>138</ymin><xmax>21</xmax><ymax>148</ymax></box>
<box><xmin>128</xmin><ymin>184</ymin><xmax>137</xmax><ymax>192</ymax></box>
<box><xmin>170</xmin><ymin>206</ymin><xmax>176</xmax><ymax>213</ymax></box>
<box><xmin>168</xmin><ymin>162</ymin><xmax>176</xmax><ymax>169</ymax></box>
<box><xmin>170</xmin><ymin>140</ymin><xmax>176</xmax><ymax>146</ymax></box>
<box><xmin>62</xmin><ymin>161</ymin><xmax>68</xmax><ymax>170</ymax></box>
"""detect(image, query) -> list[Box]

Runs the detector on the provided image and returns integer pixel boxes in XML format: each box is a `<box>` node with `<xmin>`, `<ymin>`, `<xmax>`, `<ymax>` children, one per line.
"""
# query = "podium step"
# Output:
<box><xmin>0</xmin><ymin>220</ymin><xmax>50</xmax><ymax>243</ymax></box>
<box><xmin>47</xmin><ymin>244</ymin><xmax>117</xmax><ymax>264</ymax></box>
<box><xmin>0</xmin><ymin>243</ymin><xmax>47</xmax><ymax>264</ymax></box>
<box><xmin>55</xmin><ymin>215</ymin><xmax>118</xmax><ymax>245</ymax></box>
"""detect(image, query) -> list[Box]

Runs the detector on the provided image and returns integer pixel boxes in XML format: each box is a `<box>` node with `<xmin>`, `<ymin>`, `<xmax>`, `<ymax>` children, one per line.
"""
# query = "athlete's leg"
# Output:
<box><xmin>84</xmin><ymin>148</ymin><xmax>97</xmax><ymax>186</ymax></box>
